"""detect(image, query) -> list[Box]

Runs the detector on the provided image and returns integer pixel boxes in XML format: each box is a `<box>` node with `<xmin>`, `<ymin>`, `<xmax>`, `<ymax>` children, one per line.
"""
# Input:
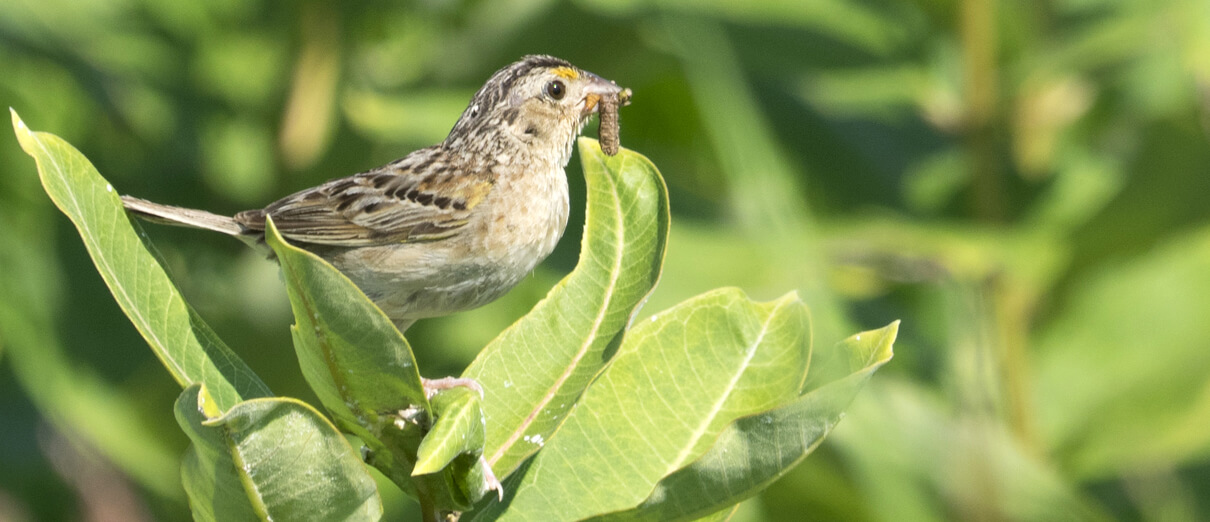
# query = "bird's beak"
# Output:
<box><xmin>580</xmin><ymin>72</ymin><xmax>629</xmax><ymax>115</ymax></box>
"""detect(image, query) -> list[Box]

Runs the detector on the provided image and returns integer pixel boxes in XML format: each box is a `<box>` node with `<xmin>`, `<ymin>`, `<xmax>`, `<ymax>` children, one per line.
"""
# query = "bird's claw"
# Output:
<box><xmin>481</xmin><ymin>455</ymin><xmax>504</xmax><ymax>501</ymax></box>
<box><xmin>422</xmin><ymin>376</ymin><xmax>485</xmax><ymax>399</ymax></box>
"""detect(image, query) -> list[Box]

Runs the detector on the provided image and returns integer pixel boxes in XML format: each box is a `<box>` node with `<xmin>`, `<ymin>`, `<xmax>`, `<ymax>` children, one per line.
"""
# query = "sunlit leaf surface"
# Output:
<box><xmin>590</xmin><ymin>322</ymin><xmax>896</xmax><ymax>521</ymax></box>
<box><xmin>12</xmin><ymin>110</ymin><xmax>269</xmax><ymax>410</ymax></box>
<box><xmin>475</xmin><ymin>289</ymin><xmax>815</xmax><ymax>521</ymax></box>
<box><xmin>175</xmin><ymin>384</ymin><xmax>382</xmax><ymax>522</ymax></box>
<box><xmin>463</xmin><ymin>137</ymin><xmax>669</xmax><ymax>478</ymax></box>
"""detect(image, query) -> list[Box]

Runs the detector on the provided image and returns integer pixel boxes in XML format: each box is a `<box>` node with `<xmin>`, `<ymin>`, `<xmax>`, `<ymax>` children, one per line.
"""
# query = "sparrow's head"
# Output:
<box><xmin>445</xmin><ymin>55</ymin><xmax>625</xmax><ymax>164</ymax></box>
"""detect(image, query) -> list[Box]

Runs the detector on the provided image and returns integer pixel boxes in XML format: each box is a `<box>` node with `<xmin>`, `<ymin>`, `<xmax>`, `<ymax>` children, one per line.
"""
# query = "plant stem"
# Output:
<box><xmin>961</xmin><ymin>0</ymin><xmax>1003</xmax><ymax>222</ymax></box>
<box><xmin>993</xmin><ymin>277</ymin><xmax>1039</xmax><ymax>454</ymax></box>
<box><xmin>418</xmin><ymin>491</ymin><xmax>442</xmax><ymax>522</ymax></box>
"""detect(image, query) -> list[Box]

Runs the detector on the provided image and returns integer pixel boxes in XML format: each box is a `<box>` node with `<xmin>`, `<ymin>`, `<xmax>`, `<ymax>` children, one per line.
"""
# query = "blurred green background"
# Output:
<box><xmin>3</xmin><ymin>0</ymin><xmax>1210</xmax><ymax>520</ymax></box>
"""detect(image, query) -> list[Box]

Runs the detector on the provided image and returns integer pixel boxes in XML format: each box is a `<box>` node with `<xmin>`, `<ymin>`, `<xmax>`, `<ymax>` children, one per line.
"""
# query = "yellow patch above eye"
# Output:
<box><xmin>551</xmin><ymin>67</ymin><xmax>579</xmax><ymax>80</ymax></box>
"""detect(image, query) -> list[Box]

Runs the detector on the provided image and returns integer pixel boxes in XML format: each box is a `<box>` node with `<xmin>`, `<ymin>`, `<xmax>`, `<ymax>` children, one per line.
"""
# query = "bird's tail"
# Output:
<box><xmin>121</xmin><ymin>195</ymin><xmax>245</xmax><ymax>237</ymax></box>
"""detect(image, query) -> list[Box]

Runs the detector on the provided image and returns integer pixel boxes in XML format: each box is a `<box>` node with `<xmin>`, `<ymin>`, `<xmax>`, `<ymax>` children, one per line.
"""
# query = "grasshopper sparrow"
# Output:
<box><xmin>123</xmin><ymin>55</ymin><xmax>628</xmax><ymax>331</ymax></box>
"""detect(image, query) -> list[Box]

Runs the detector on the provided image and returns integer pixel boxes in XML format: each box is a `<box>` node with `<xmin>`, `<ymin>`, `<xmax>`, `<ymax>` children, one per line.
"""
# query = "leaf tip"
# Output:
<box><xmin>881</xmin><ymin>320</ymin><xmax>900</xmax><ymax>357</ymax></box>
<box><xmin>11</xmin><ymin>108</ymin><xmax>33</xmax><ymax>150</ymax></box>
<box><xmin>576</xmin><ymin>136</ymin><xmax>604</xmax><ymax>160</ymax></box>
<box><xmin>261</xmin><ymin>215</ymin><xmax>301</xmax><ymax>259</ymax></box>
<box><xmin>776</xmin><ymin>289</ymin><xmax>803</xmax><ymax>304</ymax></box>
<box><xmin>850</xmin><ymin>321</ymin><xmax>898</xmax><ymax>368</ymax></box>
<box><xmin>263</xmin><ymin>215</ymin><xmax>286</xmax><ymax>252</ymax></box>
<box><xmin>409</xmin><ymin>447</ymin><xmax>447</xmax><ymax>477</ymax></box>
<box><xmin>195</xmin><ymin>383</ymin><xmax>223</xmax><ymax>419</ymax></box>
<box><xmin>875</xmin><ymin>320</ymin><xmax>899</xmax><ymax>348</ymax></box>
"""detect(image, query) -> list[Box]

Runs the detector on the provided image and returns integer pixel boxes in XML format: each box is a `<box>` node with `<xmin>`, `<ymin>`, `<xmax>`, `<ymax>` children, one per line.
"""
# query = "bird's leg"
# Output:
<box><xmin>481</xmin><ymin>455</ymin><xmax>503</xmax><ymax>501</ymax></box>
<box><xmin>421</xmin><ymin>376</ymin><xmax>484</xmax><ymax>399</ymax></box>
<box><xmin>393</xmin><ymin>318</ymin><xmax>417</xmax><ymax>333</ymax></box>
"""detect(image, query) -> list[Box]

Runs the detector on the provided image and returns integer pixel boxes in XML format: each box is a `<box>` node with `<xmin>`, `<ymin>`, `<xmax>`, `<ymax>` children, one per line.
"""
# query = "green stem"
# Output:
<box><xmin>418</xmin><ymin>489</ymin><xmax>442</xmax><ymax>522</ymax></box>
<box><xmin>961</xmin><ymin>0</ymin><xmax>1003</xmax><ymax>222</ymax></box>
<box><xmin>993</xmin><ymin>277</ymin><xmax>1039</xmax><ymax>454</ymax></box>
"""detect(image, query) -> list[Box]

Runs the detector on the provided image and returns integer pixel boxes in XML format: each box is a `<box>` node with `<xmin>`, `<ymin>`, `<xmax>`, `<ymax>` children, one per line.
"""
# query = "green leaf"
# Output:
<box><xmin>267</xmin><ymin>214</ymin><xmax>495</xmax><ymax>510</ymax></box>
<box><xmin>11</xmin><ymin>109</ymin><xmax>269</xmax><ymax>410</ymax></box>
<box><xmin>474</xmin><ymin>288</ymin><xmax>811</xmax><ymax>521</ymax></box>
<box><xmin>589</xmin><ymin>322</ymin><xmax>897</xmax><ymax>521</ymax></box>
<box><xmin>263</xmin><ymin>217</ymin><xmax>440</xmax><ymax>495</ymax></box>
<box><xmin>413</xmin><ymin>387</ymin><xmax>500</xmax><ymax>505</ymax></box>
<box><xmin>414</xmin><ymin>387</ymin><xmax>487</xmax><ymax>476</ymax></box>
<box><xmin>463</xmin><ymin>137</ymin><xmax>669</xmax><ymax>477</ymax></box>
<box><xmin>264</xmin><ymin>217</ymin><xmax>428</xmax><ymax>435</ymax></box>
<box><xmin>175</xmin><ymin>384</ymin><xmax>382</xmax><ymax>521</ymax></box>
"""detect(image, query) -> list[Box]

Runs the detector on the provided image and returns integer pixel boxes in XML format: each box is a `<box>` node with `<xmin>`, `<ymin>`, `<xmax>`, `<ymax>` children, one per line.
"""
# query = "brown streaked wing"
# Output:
<box><xmin>236</xmin><ymin>166</ymin><xmax>494</xmax><ymax>247</ymax></box>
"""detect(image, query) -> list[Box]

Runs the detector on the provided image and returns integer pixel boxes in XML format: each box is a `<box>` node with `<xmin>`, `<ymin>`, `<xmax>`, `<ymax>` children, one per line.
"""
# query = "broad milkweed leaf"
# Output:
<box><xmin>12</xmin><ymin>109</ymin><xmax>269</xmax><ymax>410</ymax></box>
<box><xmin>589</xmin><ymin>322</ymin><xmax>897</xmax><ymax>521</ymax></box>
<box><xmin>175</xmin><ymin>384</ymin><xmax>382</xmax><ymax>521</ymax></box>
<box><xmin>474</xmin><ymin>288</ymin><xmax>813</xmax><ymax>521</ymax></box>
<box><xmin>463</xmin><ymin>138</ymin><xmax>669</xmax><ymax>478</ymax></box>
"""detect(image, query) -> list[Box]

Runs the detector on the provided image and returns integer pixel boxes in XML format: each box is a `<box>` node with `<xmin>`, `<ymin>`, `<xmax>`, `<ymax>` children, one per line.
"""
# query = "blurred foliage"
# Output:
<box><xmin>2</xmin><ymin>0</ymin><xmax>1209</xmax><ymax>520</ymax></box>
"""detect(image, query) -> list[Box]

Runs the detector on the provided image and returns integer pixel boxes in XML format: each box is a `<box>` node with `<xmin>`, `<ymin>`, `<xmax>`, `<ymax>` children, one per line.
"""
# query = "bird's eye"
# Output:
<box><xmin>545</xmin><ymin>80</ymin><xmax>566</xmax><ymax>100</ymax></box>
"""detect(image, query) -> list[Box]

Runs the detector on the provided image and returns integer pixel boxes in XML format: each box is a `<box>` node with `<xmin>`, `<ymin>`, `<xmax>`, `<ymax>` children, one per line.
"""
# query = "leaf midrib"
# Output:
<box><xmin>669</xmin><ymin>298</ymin><xmax>788</xmax><ymax>469</ymax></box>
